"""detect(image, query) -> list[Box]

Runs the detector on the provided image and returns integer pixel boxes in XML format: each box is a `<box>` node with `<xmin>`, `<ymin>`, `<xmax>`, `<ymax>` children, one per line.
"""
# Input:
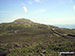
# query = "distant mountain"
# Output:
<box><xmin>0</xmin><ymin>18</ymin><xmax>75</xmax><ymax>56</ymax></box>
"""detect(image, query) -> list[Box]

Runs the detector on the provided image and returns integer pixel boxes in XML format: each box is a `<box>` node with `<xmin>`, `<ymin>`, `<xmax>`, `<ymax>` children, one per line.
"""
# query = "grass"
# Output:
<box><xmin>0</xmin><ymin>19</ymin><xmax>75</xmax><ymax>56</ymax></box>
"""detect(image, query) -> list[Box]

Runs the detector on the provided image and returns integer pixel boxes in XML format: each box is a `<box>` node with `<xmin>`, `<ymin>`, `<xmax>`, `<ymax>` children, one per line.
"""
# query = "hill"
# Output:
<box><xmin>0</xmin><ymin>18</ymin><xmax>75</xmax><ymax>56</ymax></box>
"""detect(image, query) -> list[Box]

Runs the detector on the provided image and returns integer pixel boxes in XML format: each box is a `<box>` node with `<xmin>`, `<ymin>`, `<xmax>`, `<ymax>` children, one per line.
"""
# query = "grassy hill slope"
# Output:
<box><xmin>0</xmin><ymin>18</ymin><xmax>75</xmax><ymax>56</ymax></box>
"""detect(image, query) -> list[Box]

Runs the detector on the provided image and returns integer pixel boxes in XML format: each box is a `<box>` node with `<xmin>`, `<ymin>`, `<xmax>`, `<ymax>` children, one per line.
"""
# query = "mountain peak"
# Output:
<box><xmin>14</xmin><ymin>18</ymin><xmax>34</xmax><ymax>24</ymax></box>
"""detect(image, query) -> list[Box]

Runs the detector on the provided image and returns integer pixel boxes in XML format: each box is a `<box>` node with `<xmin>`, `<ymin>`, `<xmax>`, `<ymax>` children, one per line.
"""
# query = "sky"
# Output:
<box><xmin>0</xmin><ymin>0</ymin><xmax>75</xmax><ymax>24</ymax></box>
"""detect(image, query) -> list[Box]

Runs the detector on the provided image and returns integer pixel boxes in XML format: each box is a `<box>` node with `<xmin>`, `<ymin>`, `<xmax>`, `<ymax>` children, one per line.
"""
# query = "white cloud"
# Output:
<box><xmin>23</xmin><ymin>6</ymin><xmax>27</xmax><ymax>13</ymax></box>
<box><xmin>28</xmin><ymin>1</ymin><xmax>33</xmax><ymax>5</ymax></box>
<box><xmin>27</xmin><ymin>0</ymin><xmax>41</xmax><ymax>5</ymax></box>
<box><xmin>73</xmin><ymin>5</ymin><xmax>75</xmax><ymax>10</ymax></box>
<box><xmin>34</xmin><ymin>0</ymin><xmax>40</xmax><ymax>3</ymax></box>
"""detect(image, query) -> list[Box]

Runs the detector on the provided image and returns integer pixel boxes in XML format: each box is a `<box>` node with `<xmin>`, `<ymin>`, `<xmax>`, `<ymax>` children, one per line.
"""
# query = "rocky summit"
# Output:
<box><xmin>14</xmin><ymin>18</ymin><xmax>34</xmax><ymax>24</ymax></box>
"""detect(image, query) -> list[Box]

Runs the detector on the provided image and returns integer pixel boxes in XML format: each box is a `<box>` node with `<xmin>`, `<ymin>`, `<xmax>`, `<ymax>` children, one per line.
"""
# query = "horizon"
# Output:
<box><xmin>0</xmin><ymin>18</ymin><xmax>75</xmax><ymax>29</ymax></box>
<box><xmin>0</xmin><ymin>0</ymin><xmax>75</xmax><ymax>24</ymax></box>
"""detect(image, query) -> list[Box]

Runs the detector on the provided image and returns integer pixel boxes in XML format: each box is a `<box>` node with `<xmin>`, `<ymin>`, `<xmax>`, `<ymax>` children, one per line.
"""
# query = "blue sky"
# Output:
<box><xmin>0</xmin><ymin>0</ymin><xmax>75</xmax><ymax>24</ymax></box>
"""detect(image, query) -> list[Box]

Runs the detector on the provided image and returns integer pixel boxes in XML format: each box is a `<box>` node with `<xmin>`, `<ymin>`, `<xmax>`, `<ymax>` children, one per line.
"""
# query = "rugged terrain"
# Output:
<box><xmin>0</xmin><ymin>18</ymin><xmax>75</xmax><ymax>56</ymax></box>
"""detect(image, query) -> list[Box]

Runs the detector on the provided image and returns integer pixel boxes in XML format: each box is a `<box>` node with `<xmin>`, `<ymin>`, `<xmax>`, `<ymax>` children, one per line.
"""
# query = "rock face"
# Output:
<box><xmin>14</xmin><ymin>18</ymin><xmax>34</xmax><ymax>25</ymax></box>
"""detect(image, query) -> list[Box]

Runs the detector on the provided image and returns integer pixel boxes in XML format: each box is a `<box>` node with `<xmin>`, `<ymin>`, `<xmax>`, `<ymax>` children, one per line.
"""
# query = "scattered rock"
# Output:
<box><xmin>67</xmin><ymin>34</ymin><xmax>75</xmax><ymax>37</ymax></box>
